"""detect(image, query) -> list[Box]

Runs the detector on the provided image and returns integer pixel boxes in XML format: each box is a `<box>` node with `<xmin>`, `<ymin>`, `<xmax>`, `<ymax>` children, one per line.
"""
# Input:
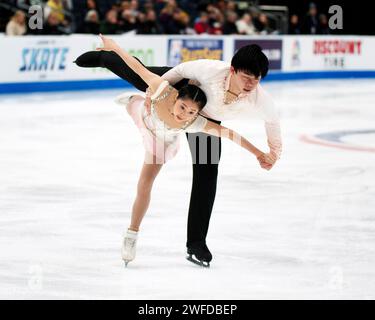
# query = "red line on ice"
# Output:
<box><xmin>300</xmin><ymin>134</ymin><xmax>375</xmax><ymax>153</ymax></box>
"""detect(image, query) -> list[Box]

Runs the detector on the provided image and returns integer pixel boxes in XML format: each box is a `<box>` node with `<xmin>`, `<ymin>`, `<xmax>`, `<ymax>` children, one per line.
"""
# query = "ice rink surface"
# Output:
<box><xmin>0</xmin><ymin>79</ymin><xmax>374</xmax><ymax>299</ymax></box>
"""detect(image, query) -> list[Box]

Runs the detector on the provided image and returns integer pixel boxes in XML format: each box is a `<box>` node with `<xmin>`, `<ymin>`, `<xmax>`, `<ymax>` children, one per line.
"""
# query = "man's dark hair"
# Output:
<box><xmin>231</xmin><ymin>44</ymin><xmax>269</xmax><ymax>79</ymax></box>
<box><xmin>177</xmin><ymin>84</ymin><xmax>207</xmax><ymax>110</ymax></box>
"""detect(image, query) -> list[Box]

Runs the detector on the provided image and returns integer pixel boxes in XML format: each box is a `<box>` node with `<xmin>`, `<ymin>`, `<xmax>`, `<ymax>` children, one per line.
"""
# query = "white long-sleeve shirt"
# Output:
<box><xmin>161</xmin><ymin>59</ymin><xmax>282</xmax><ymax>160</ymax></box>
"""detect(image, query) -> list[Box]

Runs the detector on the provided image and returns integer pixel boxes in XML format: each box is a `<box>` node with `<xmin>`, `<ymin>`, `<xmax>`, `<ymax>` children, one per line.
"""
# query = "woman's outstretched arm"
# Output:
<box><xmin>96</xmin><ymin>34</ymin><xmax>163</xmax><ymax>92</ymax></box>
<box><xmin>74</xmin><ymin>51</ymin><xmax>187</xmax><ymax>92</ymax></box>
<box><xmin>202</xmin><ymin>120</ymin><xmax>266</xmax><ymax>161</ymax></box>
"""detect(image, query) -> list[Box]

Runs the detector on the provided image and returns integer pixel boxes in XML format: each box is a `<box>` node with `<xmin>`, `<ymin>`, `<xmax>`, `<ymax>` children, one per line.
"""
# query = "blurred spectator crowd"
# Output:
<box><xmin>1</xmin><ymin>0</ymin><xmax>331</xmax><ymax>36</ymax></box>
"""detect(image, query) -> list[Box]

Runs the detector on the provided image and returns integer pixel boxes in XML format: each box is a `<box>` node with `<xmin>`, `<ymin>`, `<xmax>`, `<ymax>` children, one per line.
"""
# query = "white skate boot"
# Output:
<box><xmin>114</xmin><ymin>92</ymin><xmax>134</xmax><ymax>109</ymax></box>
<box><xmin>122</xmin><ymin>229</ymin><xmax>138</xmax><ymax>267</ymax></box>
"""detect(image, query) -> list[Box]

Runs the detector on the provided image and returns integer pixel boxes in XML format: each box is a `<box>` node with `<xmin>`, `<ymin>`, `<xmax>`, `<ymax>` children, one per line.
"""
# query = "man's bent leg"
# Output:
<box><xmin>74</xmin><ymin>50</ymin><xmax>187</xmax><ymax>91</ymax></box>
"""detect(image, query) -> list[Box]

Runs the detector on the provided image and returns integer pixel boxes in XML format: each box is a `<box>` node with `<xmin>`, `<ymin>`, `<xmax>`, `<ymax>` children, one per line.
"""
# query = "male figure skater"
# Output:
<box><xmin>75</xmin><ymin>44</ymin><xmax>282</xmax><ymax>267</ymax></box>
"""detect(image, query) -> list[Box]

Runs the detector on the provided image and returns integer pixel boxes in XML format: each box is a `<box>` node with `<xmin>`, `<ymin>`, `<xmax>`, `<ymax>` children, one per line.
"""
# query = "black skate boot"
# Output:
<box><xmin>186</xmin><ymin>243</ymin><xmax>212</xmax><ymax>268</ymax></box>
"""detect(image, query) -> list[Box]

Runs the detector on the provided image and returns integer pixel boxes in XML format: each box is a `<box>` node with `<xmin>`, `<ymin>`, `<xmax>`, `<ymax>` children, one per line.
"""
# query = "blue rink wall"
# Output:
<box><xmin>2</xmin><ymin>71</ymin><xmax>375</xmax><ymax>94</ymax></box>
<box><xmin>1</xmin><ymin>34</ymin><xmax>375</xmax><ymax>94</ymax></box>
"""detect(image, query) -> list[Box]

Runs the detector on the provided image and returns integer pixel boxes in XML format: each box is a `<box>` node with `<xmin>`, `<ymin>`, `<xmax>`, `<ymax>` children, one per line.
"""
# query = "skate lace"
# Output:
<box><xmin>125</xmin><ymin>237</ymin><xmax>136</xmax><ymax>249</ymax></box>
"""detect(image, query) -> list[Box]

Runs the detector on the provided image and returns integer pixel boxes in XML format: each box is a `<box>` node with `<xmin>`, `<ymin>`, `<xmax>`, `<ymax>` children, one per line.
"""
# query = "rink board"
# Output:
<box><xmin>0</xmin><ymin>34</ymin><xmax>375</xmax><ymax>94</ymax></box>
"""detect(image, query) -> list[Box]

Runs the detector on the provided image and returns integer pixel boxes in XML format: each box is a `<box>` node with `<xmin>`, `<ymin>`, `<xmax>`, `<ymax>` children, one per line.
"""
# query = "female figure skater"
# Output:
<box><xmin>96</xmin><ymin>35</ymin><xmax>266</xmax><ymax>267</ymax></box>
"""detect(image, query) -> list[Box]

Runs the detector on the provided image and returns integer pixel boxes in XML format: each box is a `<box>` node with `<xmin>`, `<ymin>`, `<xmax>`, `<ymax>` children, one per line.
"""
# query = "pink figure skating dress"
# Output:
<box><xmin>115</xmin><ymin>81</ymin><xmax>208</xmax><ymax>163</ymax></box>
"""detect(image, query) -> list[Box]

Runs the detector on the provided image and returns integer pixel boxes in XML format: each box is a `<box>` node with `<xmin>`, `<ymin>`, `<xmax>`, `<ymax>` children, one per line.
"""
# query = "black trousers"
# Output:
<box><xmin>75</xmin><ymin>51</ymin><xmax>222</xmax><ymax>248</ymax></box>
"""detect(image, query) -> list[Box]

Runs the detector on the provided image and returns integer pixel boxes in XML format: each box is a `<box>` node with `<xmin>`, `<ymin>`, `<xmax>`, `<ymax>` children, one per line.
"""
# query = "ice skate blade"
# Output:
<box><xmin>123</xmin><ymin>260</ymin><xmax>131</xmax><ymax>268</ymax></box>
<box><xmin>186</xmin><ymin>254</ymin><xmax>210</xmax><ymax>268</ymax></box>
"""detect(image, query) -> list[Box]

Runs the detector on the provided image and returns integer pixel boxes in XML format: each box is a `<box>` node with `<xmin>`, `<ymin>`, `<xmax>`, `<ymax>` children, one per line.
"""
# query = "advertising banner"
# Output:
<box><xmin>1</xmin><ymin>34</ymin><xmax>375</xmax><ymax>93</ymax></box>
<box><xmin>234</xmin><ymin>39</ymin><xmax>282</xmax><ymax>71</ymax></box>
<box><xmin>283</xmin><ymin>36</ymin><xmax>375</xmax><ymax>71</ymax></box>
<box><xmin>0</xmin><ymin>35</ymin><xmax>167</xmax><ymax>83</ymax></box>
<box><xmin>167</xmin><ymin>38</ymin><xmax>224</xmax><ymax>67</ymax></box>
